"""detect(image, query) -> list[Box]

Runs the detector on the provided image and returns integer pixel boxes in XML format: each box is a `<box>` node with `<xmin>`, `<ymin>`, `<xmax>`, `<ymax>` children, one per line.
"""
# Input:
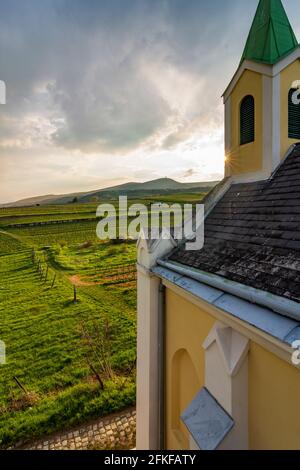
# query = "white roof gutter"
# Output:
<box><xmin>157</xmin><ymin>260</ymin><xmax>300</xmax><ymax>322</ymax></box>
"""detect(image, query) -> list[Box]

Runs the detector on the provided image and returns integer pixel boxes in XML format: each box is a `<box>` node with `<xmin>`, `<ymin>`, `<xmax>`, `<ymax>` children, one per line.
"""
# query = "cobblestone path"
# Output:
<box><xmin>22</xmin><ymin>408</ymin><xmax>136</xmax><ymax>450</ymax></box>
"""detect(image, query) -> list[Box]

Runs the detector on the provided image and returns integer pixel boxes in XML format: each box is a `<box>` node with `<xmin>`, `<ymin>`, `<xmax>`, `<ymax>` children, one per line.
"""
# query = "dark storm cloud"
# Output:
<box><xmin>0</xmin><ymin>0</ymin><xmax>255</xmax><ymax>153</ymax></box>
<box><xmin>1</xmin><ymin>0</ymin><xmax>300</xmax><ymax>202</ymax></box>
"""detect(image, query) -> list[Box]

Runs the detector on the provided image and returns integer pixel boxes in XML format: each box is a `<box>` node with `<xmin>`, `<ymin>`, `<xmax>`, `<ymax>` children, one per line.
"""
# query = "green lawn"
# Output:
<box><xmin>0</xmin><ymin>226</ymin><xmax>136</xmax><ymax>447</ymax></box>
<box><xmin>0</xmin><ymin>192</ymin><xmax>206</xmax><ymax>448</ymax></box>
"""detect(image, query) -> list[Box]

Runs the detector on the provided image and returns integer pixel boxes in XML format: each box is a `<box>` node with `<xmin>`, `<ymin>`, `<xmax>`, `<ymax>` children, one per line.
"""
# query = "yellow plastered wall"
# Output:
<box><xmin>165</xmin><ymin>289</ymin><xmax>215</xmax><ymax>450</ymax></box>
<box><xmin>249</xmin><ymin>342</ymin><xmax>300</xmax><ymax>450</ymax></box>
<box><xmin>227</xmin><ymin>70</ymin><xmax>263</xmax><ymax>176</ymax></box>
<box><xmin>165</xmin><ymin>287</ymin><xmax>300</xmax><ymax>450</ymax></box>
<box><xmin>280</xmin><ymin>59</ymin><xmax>300</xmax><ymax>158</ymax></box>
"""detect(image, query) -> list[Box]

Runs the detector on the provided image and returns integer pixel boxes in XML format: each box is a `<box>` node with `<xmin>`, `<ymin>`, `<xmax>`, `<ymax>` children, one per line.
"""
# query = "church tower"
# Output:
<box><xmin>224</xmin><ymin>0</ymin><xmax>300</xmax><ymax>182</ymax></box>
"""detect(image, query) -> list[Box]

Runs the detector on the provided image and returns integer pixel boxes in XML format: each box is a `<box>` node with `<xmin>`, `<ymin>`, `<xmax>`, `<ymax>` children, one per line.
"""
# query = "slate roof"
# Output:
<box><xmin>168</xmin><ymin>144</ymin><xmax>300</xmax><ymax>304</ymax></box>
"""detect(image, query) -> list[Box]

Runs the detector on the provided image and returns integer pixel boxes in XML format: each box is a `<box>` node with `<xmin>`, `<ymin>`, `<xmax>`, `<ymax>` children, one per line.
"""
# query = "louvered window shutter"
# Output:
<box><xmin>288</xmin><ymin>88</ymin><xmax>300</xmax><ymax>140</ymax></box>
<box><xmin>240</xmin><ymin>95</ymin><xmax>255</xmax><ymax>146</ymax></box>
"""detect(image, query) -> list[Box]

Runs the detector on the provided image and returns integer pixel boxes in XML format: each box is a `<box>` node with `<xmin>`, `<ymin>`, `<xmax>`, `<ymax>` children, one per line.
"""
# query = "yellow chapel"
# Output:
<box><xmin>136</xmin><ymin>0</ymin><xmax>300</xmax><ymax>450</ymax></box>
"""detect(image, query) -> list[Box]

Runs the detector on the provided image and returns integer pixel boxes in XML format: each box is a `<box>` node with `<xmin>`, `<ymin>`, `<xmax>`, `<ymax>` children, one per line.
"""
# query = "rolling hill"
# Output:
<box><xmin>1</xmin><ymin>178</ymin><xmax>219</xmax><ymax>207</ymax></box>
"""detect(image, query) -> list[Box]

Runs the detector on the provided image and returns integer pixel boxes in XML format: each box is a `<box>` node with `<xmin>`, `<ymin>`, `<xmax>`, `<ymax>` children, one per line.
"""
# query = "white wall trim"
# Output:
<box><xmin>273</xmin><ymin>47</ymin><xmax>300</xmax><ymax>76</ymax></box>
<box><xmin>260</xmin><ymin>73</ymin><xmax>281</xmax><ymax>177</ymax></box>
<box><xmin>203</xmin><ymin>323</ymin><xmax>249</xmax><ymax>450</ymax></box>
<box><xmin>136</xmin><ymin>267</ymin><xmax>161</xmax><ymax>450</ymax></box>
<box><xmin>203</xmin><ymin>324</ymin><xmax>249</xmax><ymax>377</ymax></box>
<box><xmin>272</xmin><ymin>73</ymin><xmax>281</xmax><ymax>170</ymax></box>
<box><xmin>223</xmin><ymin>61</ymin><xmax>272</xmax><ymax>103</ymax></box>
<box><xmin>262</xmin><ymin>75</ymin><xmax>273</xmax><ymax>177</ymax></box>
<box><xmin>136</xmin><ymin>236</ymin><xmax>176</xmax><ymax>450</ymax></box>
<box><xmin>223</xmin><ymin>48</ymin><xmax>300</xmax><ymax>103</ymax></box>
<box><xmin>224</xmin><ymin>95</ymin><xmax>231</xmax><ymax>156</ymax></box>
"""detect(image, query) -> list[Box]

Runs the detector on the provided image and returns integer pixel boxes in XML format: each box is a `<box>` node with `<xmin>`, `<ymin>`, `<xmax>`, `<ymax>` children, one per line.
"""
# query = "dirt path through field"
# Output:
<box><xmin>69</xmin><ymin>274</ymin><xmax>99</xmax><ymax>286</ymax></box>
<box><xmin>0</xmin><ymin>230</ymin><xmax>25</xmax><ymax>242</ymax></box>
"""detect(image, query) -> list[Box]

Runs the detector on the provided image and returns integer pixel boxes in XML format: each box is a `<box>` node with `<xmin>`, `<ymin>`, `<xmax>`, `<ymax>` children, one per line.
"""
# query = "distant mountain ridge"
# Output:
<box><xmin>1</xmin><ymin>178</ymin><xmax>219</xmax><ymax>208</ymax></box>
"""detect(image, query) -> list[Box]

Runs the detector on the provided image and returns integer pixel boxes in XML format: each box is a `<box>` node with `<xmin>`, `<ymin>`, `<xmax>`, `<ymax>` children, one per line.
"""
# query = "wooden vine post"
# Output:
<box><xmin>44</xmin><ymin>265</ymin><xmax>49</xmax><ymax>283</ymax></box>
<box><xmin>73</xmin><ymin>285</ymin><xmax>77</xmax><ymax>303</ymax></box>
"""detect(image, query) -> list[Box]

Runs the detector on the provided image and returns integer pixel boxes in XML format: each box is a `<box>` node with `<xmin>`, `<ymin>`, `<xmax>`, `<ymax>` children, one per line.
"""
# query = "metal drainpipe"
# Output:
<box><xmin>158</xmin><ymin>282</ymin><xmax>166</xmax><ymax>450</ymax></box>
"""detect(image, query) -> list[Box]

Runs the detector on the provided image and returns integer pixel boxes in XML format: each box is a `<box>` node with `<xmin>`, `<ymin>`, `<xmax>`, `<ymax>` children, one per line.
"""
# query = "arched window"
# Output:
<box><xmin>240</xmin><ymin>95</ymin><xmax>255</xmax><ymax>145</ymax></box>
<box><xmin>288</xmin><ymin>88</ymin><xmax>300</xmax><ymax>140</ymax></box>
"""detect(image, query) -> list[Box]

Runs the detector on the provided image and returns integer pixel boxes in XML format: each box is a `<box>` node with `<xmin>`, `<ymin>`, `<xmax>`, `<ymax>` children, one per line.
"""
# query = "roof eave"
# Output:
<box><xmin>222</xmin><ymin>47</ymin><xmax>300</xmax><ymax>102</ymax></box>
<box><xmin>152</xmin><ymin>263</ymin><xmax>300</xmax><ymax>352</ymax></box>
<box><xmin>156</xmin><ymin>259</ymin><xmax>300</xmax><ymax>323</ymax></box>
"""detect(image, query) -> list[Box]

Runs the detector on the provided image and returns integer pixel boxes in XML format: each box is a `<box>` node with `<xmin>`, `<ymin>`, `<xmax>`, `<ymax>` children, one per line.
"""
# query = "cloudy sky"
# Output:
<box><xmin>1</xmin><ymin>0</ymin><xmax>300</xmax><ymax>203</ymax></box>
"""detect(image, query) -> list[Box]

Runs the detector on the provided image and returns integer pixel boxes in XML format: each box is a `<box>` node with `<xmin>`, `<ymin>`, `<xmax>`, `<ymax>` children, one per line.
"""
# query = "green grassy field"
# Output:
<box><xmin>7</xmin><ymin>221</ymin><xmax>101</xmax><ymax>247</ymax></box>
<box><xmin>0</xmin><ymin>226</ymin><xmax>137</xmax><ymax>447</ymax></box>
<box><xmin>0</xmin><ymin>232</ymin><xmax>25</xmax><ymax>254</ymax></box>
<box><xmin>0</xmin><ymin>239</ymin><xmax>136</xmax><ymax>447</ymax></box>
<box><xmin>0</xmin><ymin>192</ymin><xmax>205</xmax><ymax>448</ymax></box>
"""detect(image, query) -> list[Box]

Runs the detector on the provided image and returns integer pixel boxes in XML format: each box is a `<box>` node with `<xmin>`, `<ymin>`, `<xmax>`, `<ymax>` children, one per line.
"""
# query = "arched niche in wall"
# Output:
<box><xmin>171</xmin><ymin>348</ymin><xmax>200</xmax><ymax>449</ymax></box>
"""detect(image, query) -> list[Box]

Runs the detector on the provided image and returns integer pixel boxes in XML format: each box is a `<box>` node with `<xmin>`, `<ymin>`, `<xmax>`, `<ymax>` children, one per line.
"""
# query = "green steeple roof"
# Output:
<box><xmin>241</xmin><ymin>0</ymin><xmax>299</xmax><ymax>65</ymax></box>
